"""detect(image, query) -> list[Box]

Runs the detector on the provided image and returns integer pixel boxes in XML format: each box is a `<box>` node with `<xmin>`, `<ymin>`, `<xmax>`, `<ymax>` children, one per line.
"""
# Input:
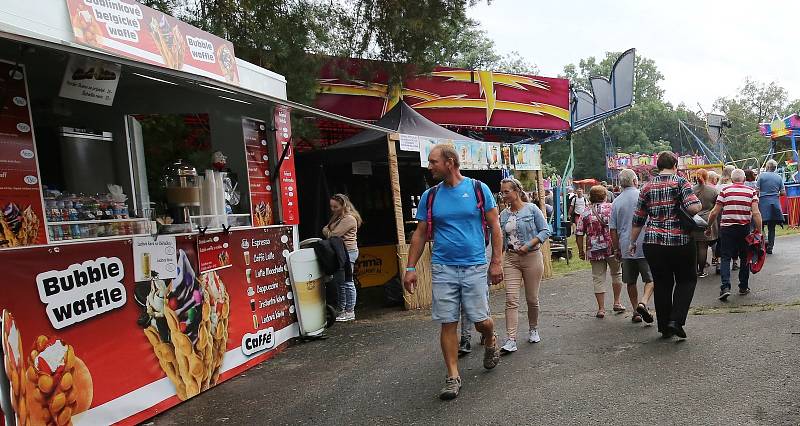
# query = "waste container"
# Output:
<box><xmin>286</xmin><ymin>248</ymin><xmax>327</xmax><ymax>337</ymax></box>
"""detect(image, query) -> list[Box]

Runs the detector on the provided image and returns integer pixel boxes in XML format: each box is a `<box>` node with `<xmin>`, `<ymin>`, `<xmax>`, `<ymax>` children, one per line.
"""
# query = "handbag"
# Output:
<box><xmin>676</xmin><ymin>201</ymin><xmax>708</xmax><ymax>232</ymax></box>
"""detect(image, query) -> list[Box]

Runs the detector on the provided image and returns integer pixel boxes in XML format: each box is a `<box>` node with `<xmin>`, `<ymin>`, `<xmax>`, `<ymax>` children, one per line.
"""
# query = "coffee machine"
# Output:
<box><xmin>163</xmin><ymin>159</ymin><xmax>200</xmax><ymax>224</ymax></box>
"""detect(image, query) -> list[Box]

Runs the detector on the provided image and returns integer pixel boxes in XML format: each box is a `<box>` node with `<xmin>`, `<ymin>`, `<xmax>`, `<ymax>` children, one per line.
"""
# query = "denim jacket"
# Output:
<box><xmin>499</xmin><ymin>203</ymin><xmax>551</xmax><ymax>250</ymax></box>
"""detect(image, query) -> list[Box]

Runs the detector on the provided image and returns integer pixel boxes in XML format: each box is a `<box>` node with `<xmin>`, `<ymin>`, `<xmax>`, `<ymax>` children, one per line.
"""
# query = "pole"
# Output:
<box><xmin>387</xmin><ymin>133</ymin><xmax>405</xmax><ymax>245</ymax></box>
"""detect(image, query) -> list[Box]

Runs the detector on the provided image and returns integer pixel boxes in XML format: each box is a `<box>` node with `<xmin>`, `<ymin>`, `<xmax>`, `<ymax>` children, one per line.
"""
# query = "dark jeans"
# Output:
<box><xmin>643</xmin><ymin>243</ymin><xmax>697</xmax><ymax>331</ymax></box>
<box><xmin>762</xmin><ymin>221</ymin><xmax>777</xmax><ymax>252</ymax></box>
<box><xmin>719</xmin><ymin>224</ymin><xmax>750</xmax><ymax>290</ymax></box>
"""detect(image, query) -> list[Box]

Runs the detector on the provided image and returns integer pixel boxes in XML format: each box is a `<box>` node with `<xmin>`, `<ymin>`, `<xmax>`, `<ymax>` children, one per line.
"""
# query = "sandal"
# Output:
<box><xmin>595</xmin><ymin>310</ymin><xmax>605</xmax><ymax>318</ymax></box>
<box><xmin>631</xmin><ymin>313</ymin><xmax>643</xmax><ymax>323</ymax></box>
<box><xmin>613</xmin><ymin>304</ymin><xmax>626</xmax><ymax>313</ymax></box>
<box><xmin>636</xmin><ymin>303</ymin><xmax>654</xmax><ymax>323</ymax></box>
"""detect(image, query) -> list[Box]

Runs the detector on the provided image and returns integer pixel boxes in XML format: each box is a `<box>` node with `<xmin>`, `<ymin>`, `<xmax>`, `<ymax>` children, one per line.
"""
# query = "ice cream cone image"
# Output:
<box><xmin>136</xmin><ymin>250</ymin><xmax>229</xmax><ymax>400</ymax></box>
<box><xmin>23</xmin><ymin>335</ymin><xmax>93</xmax><ymax>426</ymax></box>
<box><xmin>0</xmin><ymin>203</ymin><xmax>40</xmax><ymax>248</ymax></box>
<box><xmin>2</xmin><ymin>311</ymin><xmax>28</xmax><ymax>425</ymax></box>
<box><xmin>148</xmin><ymin>15</ymin><xmax>185</xmax><ymax>70</ymax></box>
<box><xmin>254</xmin><ymin>201</ymin><xmax>272</xmax><ymax>227</ymax></box>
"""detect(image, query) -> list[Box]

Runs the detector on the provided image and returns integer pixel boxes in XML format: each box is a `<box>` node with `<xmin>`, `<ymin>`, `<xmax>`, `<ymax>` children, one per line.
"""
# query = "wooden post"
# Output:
<box><xmin>388</xmin><ymin>133</ymin><xmax>434</xmax><ymax>309</ymax></box>
<box><xmin>387</xmin><ymin>133</ymin><xmax>405</xmax><ymax>245</ymax></box>
<box><xmin>537</xmin><ymin>169</ymin><xmax>553</xmax><ymax>278</ymax></box>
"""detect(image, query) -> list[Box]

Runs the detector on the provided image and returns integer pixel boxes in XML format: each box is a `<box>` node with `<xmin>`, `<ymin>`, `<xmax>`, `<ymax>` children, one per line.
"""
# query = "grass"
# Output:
<box><xmin>775</xmin><ymin>226</ymin><xmax>800</xmax><ymax>238</ymax></box>
<box><xmin>550</xmin><ymin>236</ymin><xmax>591</xmax><ymax>276</ymax></box>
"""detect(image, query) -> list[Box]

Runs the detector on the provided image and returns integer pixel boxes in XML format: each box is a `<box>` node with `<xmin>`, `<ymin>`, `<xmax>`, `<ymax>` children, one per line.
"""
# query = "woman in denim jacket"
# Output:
<box><xmin>498</xmin><ymin>178</ymin><xmax>552</xmax><ymax>353</ymax></box>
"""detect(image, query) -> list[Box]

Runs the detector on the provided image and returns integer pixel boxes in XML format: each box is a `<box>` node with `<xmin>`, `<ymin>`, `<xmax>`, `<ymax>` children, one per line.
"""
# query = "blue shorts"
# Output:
<box><xmin>431</xmin><ymin>263</ymin><xmax>490</xmax><ymax>323</ymax></box>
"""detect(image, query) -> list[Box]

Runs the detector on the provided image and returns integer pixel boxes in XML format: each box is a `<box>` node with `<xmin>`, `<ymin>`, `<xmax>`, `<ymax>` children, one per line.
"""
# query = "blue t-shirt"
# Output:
<box><xmin>757</xmin><ymin>171</ymin><xmax>784</xmax><ymax>197</ymax></box>
<box><xmin>416</xmin><ymin>177</ymin><xmax>497</xmax><ymax>265</ymax></box>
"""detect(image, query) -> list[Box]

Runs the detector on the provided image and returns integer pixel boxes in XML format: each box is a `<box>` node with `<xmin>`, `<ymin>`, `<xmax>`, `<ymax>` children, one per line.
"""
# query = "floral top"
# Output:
<box><xmin>575</xmin><ymin>202</ymin><xmax>614</xmax><ymax>261</ymax></box>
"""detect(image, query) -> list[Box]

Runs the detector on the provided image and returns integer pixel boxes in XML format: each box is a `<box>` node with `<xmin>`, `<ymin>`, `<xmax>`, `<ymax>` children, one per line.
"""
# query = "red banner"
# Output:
<box><xmin>316</xmin><ymin>58</ymin><xmax>570</xmax><ymax>132</ymax></box>
<box><xmin>243</xmin><ymin>118</ymin><xmax>274</xmax><ymax>227</ymax></box>
<box><xmin>65</xmin><ymin>0</ymin><xmax>239</xmax><ymax>85</ymax></box>
<box><xmin>0</xmin><ymin>60</ymin><xmax>47</xmax><ymax>248</ymax></box>
<box><xmin>0</xmin><ymin>227</ymin><xmax>296</xmax><ymax>425</ymax></box>
<box><xmin>273</xmin><ymin>106</ymin><xmax>299</xmax><ymax>225</ymax></box>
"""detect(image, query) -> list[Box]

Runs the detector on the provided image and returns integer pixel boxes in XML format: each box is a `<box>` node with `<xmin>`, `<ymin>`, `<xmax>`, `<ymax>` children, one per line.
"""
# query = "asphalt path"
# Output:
<box><xmin>149</xmin><ymin>234</ymin><xmax>800</xmax><ymax>425</ymax></box>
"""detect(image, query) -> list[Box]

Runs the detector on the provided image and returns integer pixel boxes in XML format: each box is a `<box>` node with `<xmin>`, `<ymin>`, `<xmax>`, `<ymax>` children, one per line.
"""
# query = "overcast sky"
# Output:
<box><xmin>468</xmin><ymin>0</ymin><xmax>800</xmax><ymax>111</ymax></box>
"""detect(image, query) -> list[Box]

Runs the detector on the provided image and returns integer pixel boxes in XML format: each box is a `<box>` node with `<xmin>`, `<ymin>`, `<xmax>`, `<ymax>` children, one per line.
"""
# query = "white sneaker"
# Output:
<box><xmin>344</xmin><ymin>311</ymin><xmax>355</xmax><ymax>322</ymax></box>
<box><xmin>335</xmin><ymin>312</ymin><xmax>349</xmax><ymax>322</ymax></box>
<box><xmin>528</xmin><ymin>329</ymin><xmax>541</xmax><ymax>343</ymax></box>
<box><xmin>500</xmin><ymin>338</ymin><xmax>517</xmax><ymax>353</ymax></box>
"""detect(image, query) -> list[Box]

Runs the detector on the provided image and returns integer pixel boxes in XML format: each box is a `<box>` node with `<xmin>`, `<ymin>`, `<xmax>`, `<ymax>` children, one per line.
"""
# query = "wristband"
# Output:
<box><xmin>405</xmin><ymin>267</ymin><xmax>416</xmax><ymax>272</ymax></box>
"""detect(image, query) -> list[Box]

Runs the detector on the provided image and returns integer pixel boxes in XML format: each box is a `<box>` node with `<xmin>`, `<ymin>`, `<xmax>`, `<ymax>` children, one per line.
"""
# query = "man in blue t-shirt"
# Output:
<box><xmin>403</xmin><ymin>144</ymin><xmax>503</xmax><ymax>401</ymax></box>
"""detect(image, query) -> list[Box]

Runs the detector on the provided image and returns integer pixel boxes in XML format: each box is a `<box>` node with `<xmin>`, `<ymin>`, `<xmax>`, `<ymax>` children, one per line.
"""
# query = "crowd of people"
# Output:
<box><xmin>327</xmin><ymin>143</ymin><xmax>780</xmax><ymax>401</ymax></box>
<box><xmin>401</xmin><ymin>145</ymin><xmax>780</xmax><ymax>400</ymax></box>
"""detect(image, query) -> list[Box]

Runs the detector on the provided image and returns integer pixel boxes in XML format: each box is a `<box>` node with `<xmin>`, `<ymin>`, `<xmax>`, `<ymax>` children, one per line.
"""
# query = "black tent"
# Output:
<box><xmin>328</xmin><ymin>100</ymin><xmax>482</xmax><ymax>151</ymax></box>
<box><xmin>296</xmin><ymin>101</ymin><xmax>488</xmax><ymax>245</ymax></box>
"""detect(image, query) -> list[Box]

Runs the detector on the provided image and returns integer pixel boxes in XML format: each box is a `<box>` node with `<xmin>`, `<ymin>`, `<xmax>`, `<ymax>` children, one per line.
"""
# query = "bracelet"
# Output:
<box><xmin>405</xmin><ymin>267</ymin><xmax>416</xmax><ymax>272</ymax></box>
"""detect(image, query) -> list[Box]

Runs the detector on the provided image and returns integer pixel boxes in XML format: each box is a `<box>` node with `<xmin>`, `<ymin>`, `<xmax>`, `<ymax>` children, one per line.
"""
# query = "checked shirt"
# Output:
<box><xmin>633</xmin><ymin>174</ymin><xmax>701</xmax><ymax>246</ymax></box>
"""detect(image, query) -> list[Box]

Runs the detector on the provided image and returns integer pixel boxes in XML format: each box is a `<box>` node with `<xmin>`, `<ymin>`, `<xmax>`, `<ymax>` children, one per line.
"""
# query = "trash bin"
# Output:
<box><xmin>286</xmin><ymin>248</ymin><xmax>327</xmax><ymax>337</ymax></box>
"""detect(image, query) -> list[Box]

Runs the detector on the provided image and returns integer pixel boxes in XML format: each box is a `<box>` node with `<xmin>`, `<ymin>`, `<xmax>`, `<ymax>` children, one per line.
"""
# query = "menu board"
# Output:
<box><xmin>197</xmin><ymin>231</ymin><xmax>231</xmax><ymax>273</ymax></box>
<box><xmin>273</xmin><ymin>106</ymin><xmax>299</xmax><ymax>225</ymax></box>
<box><xmin>242</xmin><ymin>117</ymin><xmax>274</xmax><ymax>227</ymax></box>
<box><xmin>65</xmin><ymin>0</ymin><xmax>240</xmax><ymax>84</ymax></box>
<box><xmin>0</xmin><ymin>228</ymin><xmax>297</xmax><ymax>425</ymax></box>
<box><xmin>0</xmin><ymin>60</ymin><xmax>47</xmax><ymax>248</ymax></box>
<box><xmin>235</xmin><ymin>227</ymin><xmax>296</xmax><ymax>339</ymax></box>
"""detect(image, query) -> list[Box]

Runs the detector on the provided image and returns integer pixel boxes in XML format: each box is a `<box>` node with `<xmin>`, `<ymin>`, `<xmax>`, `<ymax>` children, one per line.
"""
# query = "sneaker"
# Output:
<box><xmin>528</xmin><ymin>329</ymin><xmax>541</xmax><ymax>343</ymax></box>
<box><xmin>698</xmin><ymin>270</ymin><xmax>708</xmax><ymax>278</ymax></box>
<box><xmin>719</xmin><ymin>289</ymin><xmax>731</xmax><ymax>301</ymax></box>
<box><xmin>500</xmin><ymin>338</ymin><xmax>517</xmax><ymax>353</ymax></box>
<box><xmin>345</xmin><ymin>311</ymin><xmax>355</xmax><ymax>321</ymax></box>
<box><xmin>335</xmin><ymin>312</ymin><xmax>349</xmax><ymax>322</ymax></box>
<box><xmin>439</xmin><ymin>376</ymin><xmax>461</xmax><ymax>400</ymax></box>
<box><xmin>458</xmin><ymin>336</ymin><xmax>472</xmax><ymax>355</ymax></box>
<box><xmin>739</xmin><ymin>287</ymin><xmax>751</xmax><ymax>295</ymax></box>
<box><xmin>483</xmin><ymin>335</ymin><xmax>501</xmax><ymax>369</ymax></box>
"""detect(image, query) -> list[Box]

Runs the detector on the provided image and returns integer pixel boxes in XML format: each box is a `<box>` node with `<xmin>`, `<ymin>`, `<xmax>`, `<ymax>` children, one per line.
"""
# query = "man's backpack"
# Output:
<box><xmin>425</xmin><ymin>178</ymin><xmax>489</xmax><ymax>246</ymax></box>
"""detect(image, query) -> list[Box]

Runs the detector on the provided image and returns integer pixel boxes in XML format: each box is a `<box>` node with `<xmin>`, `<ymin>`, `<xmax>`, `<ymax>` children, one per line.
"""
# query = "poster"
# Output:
<box><xmin>65</xmin><ymin>0</ymin><xmax>240</xmax><ymax>84</ymax></box>
<box><xmin>512</xmin><ymin>144</ymin><xmax>542</xmax><ymax>170</ymax></box>
<box><xmin>242</xmin><ymin>117</ymin><xmax>274</xmax><ymax>227</ymax></box>
<box><xmin>0</xmin><ymin>228</ymin><xmax>296</xmax><ymax>425</ymax></box>
<box><xmin>197</xmin><ymin>231</ymin><xmax>231</xmax><ymax>273</ymax></box>
<box><xmin>0</xmin><ymin>60</ymin><xmax>47</xmax><ymax>248</ymax></box>
<box><xmin>454</xmin><ymin>140</ymin><xmax>472</xmax><ymax>169</ymax></box>
<box><xmin>59</xmin><ymin>56</ymin><xmax>121</xmax><ymax>106</ymax></box>
<box><xmin>470</xmin><ymin>141</ymin><xmax>489</xmax><ymax>170</ymax></box>
<box><xmin>132</xmin><ymin>235</ymin><xmax>177</xmax><ymax>281</ymax></box>
<box><xmin>398</xmin><ymin>134</ymin><xmax>419</xmax><ymax>152</ymax></box>
<box><xmin>273</xmin><ymin>106</ymin><xmax>299</xmax><ymax>225</ymax></box>
<box><xmin>418</xmin><ymin>137</ymin><xmax>437</xmax><ymax>168</ymax></box>
<box><xmin>486</xmin><ymin>143</ymin><xmax>502</xmax><ymax>169</ymax></box>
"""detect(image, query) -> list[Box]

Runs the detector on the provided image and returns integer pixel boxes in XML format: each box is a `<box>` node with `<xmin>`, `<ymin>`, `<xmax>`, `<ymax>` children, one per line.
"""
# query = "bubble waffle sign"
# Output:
<box><xmin>36</xmin><ymin>257</ymin><xmax>126</xmax><ymax>329</ymax></box>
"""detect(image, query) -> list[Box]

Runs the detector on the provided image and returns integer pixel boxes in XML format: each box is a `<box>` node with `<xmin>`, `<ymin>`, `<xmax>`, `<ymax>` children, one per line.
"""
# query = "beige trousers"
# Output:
<box><xmin>590</xmin><ymin>256</ymin><xmax>622</xmax><ymax>293</ymax></box>
<box><xmin>503</xmin><ymin>250</ymin><xmax>544</xmax><ymax>339</ymax></box>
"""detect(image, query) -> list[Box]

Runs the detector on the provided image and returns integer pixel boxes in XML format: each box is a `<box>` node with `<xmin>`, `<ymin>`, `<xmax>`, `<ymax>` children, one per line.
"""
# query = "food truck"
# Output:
<box><xmin>0</xmin><ymin>2</ymin><xmax>385</xmax><ymax>424</ymax></box>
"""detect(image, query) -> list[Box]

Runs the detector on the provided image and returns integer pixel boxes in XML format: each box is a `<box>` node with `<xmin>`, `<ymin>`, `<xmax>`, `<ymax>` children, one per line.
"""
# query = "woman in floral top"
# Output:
<box><xmin>576</xmin><ymin>185</ymin><xmax>625</xmax><ymax>318</ymax></box>
<box><xmin>630</xmin><ymin>151</ymin><xmax>701</xmax><ymax>339</ymax></box>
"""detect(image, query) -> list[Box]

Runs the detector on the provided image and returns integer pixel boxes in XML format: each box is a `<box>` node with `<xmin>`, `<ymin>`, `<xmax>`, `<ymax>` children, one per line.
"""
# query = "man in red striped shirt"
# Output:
<box><xmin>707</xmin><ymin>168</ymin><xmax>762</xmax><ymax>300</ymax></box>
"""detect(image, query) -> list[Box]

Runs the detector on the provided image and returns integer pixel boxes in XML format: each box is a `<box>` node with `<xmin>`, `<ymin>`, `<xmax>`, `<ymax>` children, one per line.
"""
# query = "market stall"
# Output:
<box><xmin>298</xmin><ymin>101</ymin><xmax>552</xmax><ymax>309</ymax></box>
<box><xmin>0</xmin><ymin>2</ymin><xmax>388</xmax><ymax>425</ymax></box>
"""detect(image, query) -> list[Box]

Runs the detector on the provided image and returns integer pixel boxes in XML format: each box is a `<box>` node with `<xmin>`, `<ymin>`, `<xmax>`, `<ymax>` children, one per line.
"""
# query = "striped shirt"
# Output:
<box><xmin>716</xmin><ymin>183</ymin><xmax>758</xmax><ymax>227</ymax></box>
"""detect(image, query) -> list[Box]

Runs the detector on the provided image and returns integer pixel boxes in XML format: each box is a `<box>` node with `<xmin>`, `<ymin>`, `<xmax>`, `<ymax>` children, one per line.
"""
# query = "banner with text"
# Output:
<box><xmin>243</xmin><ymin>117</ymin><xmax>274</xmax><ymax>227</ymax></box>
<box><xmin>0</xmin><ymin>227</ymin><xmax>296</xmax><ymax>425</ymax></box>
<box><xmin>0</xmin><ymin>60</ymin><xmax>47</xmax><ymax>248</ymax></box>
<box><xmin>66</xmin><ymin>0</ymin><xmax>239</xmax><ymax>84</ymax></box>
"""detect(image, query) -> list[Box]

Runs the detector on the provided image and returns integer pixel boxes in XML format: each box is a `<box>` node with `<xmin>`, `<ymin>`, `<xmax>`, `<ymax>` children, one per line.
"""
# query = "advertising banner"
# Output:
<box><xmin>512</xmin><ymin>144</ymin><xmax>541</xmax><ymax>170</ymax></box>
<box><xmin>354</xmin><ymin>245</ymin><xmax>399</xmax><ymax>288</ymax></box>
<box><xmin>59</xmin><ymin>56</ymin><xmax>122</xmax><ymax>106</ymax></box>
<box><xmin>65</xmin><ymin>0</ymin><xmax>240</xmax><ymax>84</ymax></box>
<box><xmin>243</xmin><ymin>117</ymin><xmax>274</xmax><ymax>227</ymax></box>
<box><xmin>0</xmin><ymin>227</ymin><xmax>297</xmax><ymax>425</ymax></box>
<box><xmin>273</xmin><ymin>106</ymin><xmax>299</xmax><ymax>225</ymax></box>
<box><xmin>197</xmin><ymin>231</ymin><xmax>231</xmax><ymax>274</ymax></box>
<box><xmin>0</xmin><ymin>60</ymin><xmax>47</xmax><ymax>248</ymax></box>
